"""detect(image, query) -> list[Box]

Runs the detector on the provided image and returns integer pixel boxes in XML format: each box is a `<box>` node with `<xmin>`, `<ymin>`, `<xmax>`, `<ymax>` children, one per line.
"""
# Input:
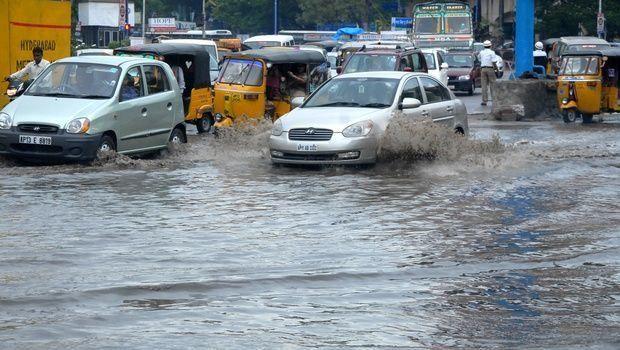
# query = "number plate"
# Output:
<box><xmin>19</xmin><ymin>135</ymin><xmax>52</xmax><ymax>145</ymax></box>
<box><xmin>296</xmin><ymin>143</ymin><xmax>318</xmax><ymax>152</ymax></box>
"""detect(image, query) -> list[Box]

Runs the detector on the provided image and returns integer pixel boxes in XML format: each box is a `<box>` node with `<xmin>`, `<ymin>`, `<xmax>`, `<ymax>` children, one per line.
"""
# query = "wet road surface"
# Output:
<box><xmin>0</xmin><ymin>116</ymin><xmax>619</xmax><ymax>349</ymax></box>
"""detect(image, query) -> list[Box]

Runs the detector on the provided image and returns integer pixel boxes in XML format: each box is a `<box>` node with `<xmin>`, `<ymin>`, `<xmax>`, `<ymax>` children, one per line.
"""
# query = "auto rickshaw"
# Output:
<box><xmin>557</xmin><ymin>48</ymin><xmax>620</xmax><ymax>123</ymax></box>
<box><xmin>213</xmin><ymin>48</ymin><xmax>328</xmax><ymax>127</ymax></box>
<box><xmin>114</xmin><ymin>43</ymin><xmax>215</xmax><ymax>133</ymax></box>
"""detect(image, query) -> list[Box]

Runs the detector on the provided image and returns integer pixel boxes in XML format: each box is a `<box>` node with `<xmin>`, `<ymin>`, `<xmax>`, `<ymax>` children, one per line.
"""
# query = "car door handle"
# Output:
<box><xmin>421</xmin><ymin>110</ymin><xmax>429</xmax><ymax>117</ymax></box>
<box><xmin>446</xmin><ymin>106</ymin><xmax>454</xmax><ymax>112</ymax></box>
<box><xmin>166</xmin><ymin>102</ymin><xmax>173</xmax><ymax>110</ymax></box>
<box><xmin>141</xmin><ymin>107</ymin><xmax>148</xmax><ymax>117</ymax></box>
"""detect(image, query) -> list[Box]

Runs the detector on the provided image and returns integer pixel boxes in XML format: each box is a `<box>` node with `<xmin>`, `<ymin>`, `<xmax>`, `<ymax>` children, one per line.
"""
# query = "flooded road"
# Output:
<box><xmin>1</xmin><ymin>117</ymin><xmax>619</xmax><ymax>349</ymax></box>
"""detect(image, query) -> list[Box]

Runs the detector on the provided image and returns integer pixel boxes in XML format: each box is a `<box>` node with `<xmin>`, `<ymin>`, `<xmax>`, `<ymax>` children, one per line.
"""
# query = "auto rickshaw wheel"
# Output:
<box><xmin>196</xmin><ymin>115</ymin><xmax>213</xmax><ymax>134</ymax></box>
<box><xmin>562</xmin><ymin>108</ymin><xmax>579</xmax><ymax>123</ymax></box>
<box><xmin>582</xmin><ymin>114</ymin><xmax>594</xmax><ymax>124</ymax></box>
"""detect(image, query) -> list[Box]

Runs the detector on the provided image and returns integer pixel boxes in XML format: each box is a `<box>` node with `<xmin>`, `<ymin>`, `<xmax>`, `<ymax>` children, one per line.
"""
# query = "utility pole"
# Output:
<box><xmin>202</xmin><ymin>0</ymin><xmax>207</xmax><ymax>38</ymax></box>
<box><xmin>597</xmin><ymin>0</ymin><xmax>604</xmax><ymax>39</ymax></box>
<box><xmin>274</xmin><ymin>0</ymin><xmax>278</xmax><ymax>34</ymax></box>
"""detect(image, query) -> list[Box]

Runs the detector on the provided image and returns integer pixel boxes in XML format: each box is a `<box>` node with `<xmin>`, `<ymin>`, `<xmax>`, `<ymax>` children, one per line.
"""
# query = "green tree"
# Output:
<box><xmin>536</xmin><ymin>0</ymin><xmax>620</xmax><ymax>40</ymax></box>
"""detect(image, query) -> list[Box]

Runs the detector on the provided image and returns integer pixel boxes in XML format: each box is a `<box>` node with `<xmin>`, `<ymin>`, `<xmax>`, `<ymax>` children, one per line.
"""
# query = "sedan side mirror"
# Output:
<box><xmin>336</xmin><ymin>66</ymin><xmax>342</xmax><ymax>74</ymax></box>
<box><xmin>291</xmin><ymin>96</ymin><xmax>305</xmax><ymax>108</ymax></box>
<box><xmin>399</xmin><ymin>97</ymin><xmax>421</xmax><ymax>110</ymax></box>
<box><xmin>440</xmin><ymin>62</ymin><xmax>449</xmax><ymax>70</ymax></box>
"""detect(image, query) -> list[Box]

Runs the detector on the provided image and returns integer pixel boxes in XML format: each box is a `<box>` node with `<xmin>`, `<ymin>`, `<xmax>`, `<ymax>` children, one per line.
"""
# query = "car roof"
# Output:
<box><xmin>161</xmin><ymin>38</ymin><xmax>216</xmax><ymax>46</ymax></box>
<box><xmin>332</xmin><ymin>71</ymin><xmax>416</xmax><ymax>80</ymax></box>
<box><xmin>559</xmin><ymin>36</ymin><xmax>610</xmax><ymax>45</ymax></box>
<box><xmin>244</xmin><ymin>35</ymin><xmax>294</xmax><ymax>42</ymax></box>
<box><xmin>56</xmin><ymin>55</ymin><xmax>146</xmax><ymax>66</ymax></box>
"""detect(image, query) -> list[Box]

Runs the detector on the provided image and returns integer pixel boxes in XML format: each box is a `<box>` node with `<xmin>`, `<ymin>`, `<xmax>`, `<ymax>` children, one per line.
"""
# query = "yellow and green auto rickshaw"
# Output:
<box><xmin>557</xmin><ymin>48</ymin><xmax>620</xmax><ymax>123</ymax></box>
<box><xmin>213</xmin><ymin>48</ymin><xmax>328</xmax><ymax>127</ymax></box>
<box><xmin>114</xmin><ymin>43</ymin><xmax>215</xmax><ymax>133</ymax></box>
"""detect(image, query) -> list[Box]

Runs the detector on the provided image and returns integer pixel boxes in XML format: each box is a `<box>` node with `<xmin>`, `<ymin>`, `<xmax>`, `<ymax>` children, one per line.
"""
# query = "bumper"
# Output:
<box><xmin>0</xmin><ymin>128</ymin><xmax>102</xmax><ymax>161</ymax></box>
<box><xmin>268</xmin><ymin>132</ymin><xmax>378</xmax><ymax>165</ymax></box>
<box><xmin>448</xmin><ymin>79</ymin><xmax>472</xmax><ymax>91</ymax></box>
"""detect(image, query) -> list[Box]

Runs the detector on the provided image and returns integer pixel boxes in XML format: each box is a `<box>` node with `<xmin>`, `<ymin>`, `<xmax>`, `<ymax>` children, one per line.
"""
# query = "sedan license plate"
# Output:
<box><xmin>19</xmin><ymin>135</ymin><xmax>52</xmax><ymax>146</ymax></box>
<box><xmin>297</xmin><ymin>143</ymin><xmax>318</xmax><ymax>152</ymax></box>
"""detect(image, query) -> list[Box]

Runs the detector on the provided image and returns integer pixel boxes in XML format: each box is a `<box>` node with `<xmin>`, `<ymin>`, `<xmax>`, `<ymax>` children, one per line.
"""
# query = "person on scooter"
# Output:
<box><xmin>4</xmin><ymin>47</ymin><xmax>50</xmax><ymax>82</ymax></box>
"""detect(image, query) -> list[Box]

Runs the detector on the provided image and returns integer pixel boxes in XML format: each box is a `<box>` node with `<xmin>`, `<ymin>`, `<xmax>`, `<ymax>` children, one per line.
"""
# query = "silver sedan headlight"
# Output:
<box><xmin>0</xmin><ymin>112</ymin><xmax>12</xmax><ymax>130</ymax></box>
<box><xmin>271</xmin><ymin>119</ymin><xmax>283</xmax><ymax>136</ymax></box>
<box><xmin>66</xmin><ymin>117</ymin><xmax>91</xmax><ymax>134</ymax></box>
<box><xmin>342</xmin><ymin>120</ymin><xmax>373</xmax><ymax>137</ymax></box>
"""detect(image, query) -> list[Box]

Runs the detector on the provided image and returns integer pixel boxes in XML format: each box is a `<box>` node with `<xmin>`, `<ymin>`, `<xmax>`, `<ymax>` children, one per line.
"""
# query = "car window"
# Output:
<box><xmin>120</xmin><ymin>66</ymin><xmax>144</xmax><ymax>102</ymax></box>
<box><xmin>143</xmin><ymin>65</ymin><xmax>170</xmax><ymax>95</ymax></box>
<box><xmin>412</xmin><ymin>53</ymin><xmax>425</xmax><ymax>72</ymax></box>
<box><xmin>420</xmin><ymin>77</ymin><xmax>450</xmax><ymax>103</ymax></box>
<box><xmin>423</xmin><ymin>53</ymin><xmax>436</xmax><ymax>70</ymax></box>
<box><xmin>401</xmin><ymin>78</ymin><xmax>423</xmax><ymax>102</ymax></box>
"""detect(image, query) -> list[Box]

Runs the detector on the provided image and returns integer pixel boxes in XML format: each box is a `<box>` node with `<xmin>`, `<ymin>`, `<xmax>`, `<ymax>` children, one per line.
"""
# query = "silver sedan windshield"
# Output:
<box><xmin>303</xmin><ymin>77</ymin><xmax>399</xmax><ymax>108</ymax></box>
<box><xmin>26</xmin><ymin>63</ymin><xmax>121</xmax><ymax>99</ymax></box>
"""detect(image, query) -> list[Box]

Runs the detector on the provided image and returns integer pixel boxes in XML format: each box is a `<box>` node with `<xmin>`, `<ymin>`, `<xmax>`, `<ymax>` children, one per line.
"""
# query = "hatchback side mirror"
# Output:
<box><xmin>399</xmin><ymin>97</ymin><xmax>421</xmax><ymax>110</ymax></box>
<box><xmin>336</xmin><ymin>66</ymin><xmax>342</xmax><ymax>74</ymax></box>
<box><xmin>441</xmin><ymin>62</ymin><xmax>449</xmax><ymax>70</ymax></box>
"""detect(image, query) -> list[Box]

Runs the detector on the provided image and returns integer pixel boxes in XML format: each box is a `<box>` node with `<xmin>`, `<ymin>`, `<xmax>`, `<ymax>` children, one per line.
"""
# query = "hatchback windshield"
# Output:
<box><xmin>560</xmin><ymin>56</ymin><xmax>599</xmax><ymax>75</ymax></box>
<box><xmin>444</xmin><ymin>54</ymin><xmax>474</xmax><ymax>68</ymax></box>
<box><xmin>26</xmin><ymin>63</ymin><xmax>121</xmax><ymax>98</ymax></box>
<box><xmin>343</xmin><ymin>54</ymin><xmax>397</xmax><ymax>74</ymax></box>
<box><xmin>303</xmin><ymin>77</ymin><xmax>399</xmax><ymax>108</ymax></box>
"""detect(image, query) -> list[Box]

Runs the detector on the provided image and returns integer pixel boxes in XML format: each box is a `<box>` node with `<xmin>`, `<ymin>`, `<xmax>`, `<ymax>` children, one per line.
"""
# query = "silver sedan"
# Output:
<box><xmin>269</xmin><ymin>71</ymin><xmax>468</xmax><ymax>165</ymax></box>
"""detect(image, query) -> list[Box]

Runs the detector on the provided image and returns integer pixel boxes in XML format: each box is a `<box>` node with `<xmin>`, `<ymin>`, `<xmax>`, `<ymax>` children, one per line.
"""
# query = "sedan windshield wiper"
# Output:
<box><xmin>309</xmin><ymin>102</ymin><xmax>360</xmax><ymax>107</ymax></box>
<box><xmin>360</xmin><ymin>102</ymin><xmax>390</xmax><ymax>108</ymax></box>
<box><xmin>32</xmin><ymin>92</ymin><xmax>80</xmax><ymax>98</ymax></box>
<box><xmin>79</xmin><ymin>94</ymin><xmax>110</xmax><ymax>99</ymax></box>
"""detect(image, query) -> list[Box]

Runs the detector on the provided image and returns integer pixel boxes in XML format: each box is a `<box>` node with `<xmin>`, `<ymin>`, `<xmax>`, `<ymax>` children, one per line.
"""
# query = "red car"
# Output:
<box><xmin>445</xmin><ymin>51</ymin><xmax>480</xmax><ymax>95</ymax></box>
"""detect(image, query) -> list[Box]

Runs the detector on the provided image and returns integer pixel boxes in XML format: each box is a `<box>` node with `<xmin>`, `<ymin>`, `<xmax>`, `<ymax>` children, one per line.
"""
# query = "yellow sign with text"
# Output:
<box><xmin>1</xmin><ymin>0</ymin><xmax>71</xmax><ymax>107</ymax></box>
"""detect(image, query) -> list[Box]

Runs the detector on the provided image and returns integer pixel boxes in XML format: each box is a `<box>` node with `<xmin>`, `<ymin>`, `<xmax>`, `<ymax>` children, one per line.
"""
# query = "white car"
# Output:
<box><xmin>269</xmin><ymin>71</ymin><xmax>468</xmax><ymax>165</ymax></box>
<box><xmin>422</xmin><ymin>48</ymin><xmax>449</xmax><ymax>86</ymax></box>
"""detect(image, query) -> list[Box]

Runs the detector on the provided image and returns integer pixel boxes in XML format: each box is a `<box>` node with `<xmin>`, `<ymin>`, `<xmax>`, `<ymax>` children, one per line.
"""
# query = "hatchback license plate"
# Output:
<box><xmin>19</xmin><ymin>135</ymin><xmax>52</xmax><ymax>145</ymax></box>
<box><xmin>297</xmin><ymin>143</ymin><xmax>318</xmax><ymax>152</ymax></box>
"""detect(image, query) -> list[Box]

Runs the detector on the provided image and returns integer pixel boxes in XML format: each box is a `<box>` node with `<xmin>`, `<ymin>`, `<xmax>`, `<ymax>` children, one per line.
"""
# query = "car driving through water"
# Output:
<box><xmin>0</xmin><ymin>56</ymin><xmax>187</xmax><ymax>162</ymax></box>
<box><xmin>269</xmin><ymin>71</ymin><xmax>468</xmax><ymax>165</ymax></box>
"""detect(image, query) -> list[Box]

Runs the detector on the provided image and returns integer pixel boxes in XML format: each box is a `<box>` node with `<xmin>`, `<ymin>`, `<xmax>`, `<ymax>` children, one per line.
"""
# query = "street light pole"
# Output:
<box><xmin>202</xmin><ymin>0</ymin><xmax>206</xmax><ymax>39</ymax></box>
<box><xmin>597</xmin><ymin>0</ymin><xmax>604</xmax><ymax>39</ymax></box>
<box><xmin>274</xmin><ymin>0</ymin><xmax>278</xmax><ymax>34</ymax></box>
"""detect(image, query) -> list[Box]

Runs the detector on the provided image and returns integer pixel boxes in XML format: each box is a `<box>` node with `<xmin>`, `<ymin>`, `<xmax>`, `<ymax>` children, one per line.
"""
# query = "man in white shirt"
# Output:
<box><xmin>477</xmin><ymin>40</ymin><xmax>499</xmax><ymax>106</ymax></box>
<box><xmin>5</xmin><ymin>47</ymin><xmax>50</xmax><ymax>82</ymax></box>
<box><xmin>533</xmin><ymin>41</ymin><xmax>548</xmax><ymax>67</ymax></box>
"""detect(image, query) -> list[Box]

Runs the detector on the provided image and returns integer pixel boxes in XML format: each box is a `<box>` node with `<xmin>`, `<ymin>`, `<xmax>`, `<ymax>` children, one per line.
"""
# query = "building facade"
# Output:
<box><xmin>78</xmin><ymin>0</ymin><xmax>136</xmax><ymax>47</ymax></box>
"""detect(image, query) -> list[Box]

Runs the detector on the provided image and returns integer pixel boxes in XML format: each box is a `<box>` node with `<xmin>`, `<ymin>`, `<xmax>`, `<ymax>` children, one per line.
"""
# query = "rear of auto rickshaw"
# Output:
<box><xmin>213</xmin><ymin>48</ymin><xmax>328</xmax><ymax>128</ymax></box>
<box><xmin>114</xmin><ymin>43</ymin><xmax>215</xmax><ymax>133</ymax></box>
<box><xmin>557</xmin><ymin>49</ymin><xmax>620</xmax><ymax>123</ymax></box>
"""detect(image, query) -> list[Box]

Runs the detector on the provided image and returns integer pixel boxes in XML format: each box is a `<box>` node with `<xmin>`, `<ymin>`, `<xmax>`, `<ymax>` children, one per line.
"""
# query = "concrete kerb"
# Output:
<box><xmin>491</xmin><ymin>79</ymin><xmax>558</xmax><ymax>121</ymax></box>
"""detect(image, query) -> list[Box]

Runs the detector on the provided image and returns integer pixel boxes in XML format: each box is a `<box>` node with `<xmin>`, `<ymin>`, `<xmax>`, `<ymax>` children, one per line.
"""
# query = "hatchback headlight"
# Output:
<box><xmin>0</xmin><ymin>112</ymin><xmax>12</xmax><ymax>130</ymax></box>
<box><xmin>272</xmin><ymin>119</ymin><xmax>283</xmax><ymax>136</ymax></box>
<box><xmin>458</xmin><ymin>75</ymin><xmax>470</xmax><ymax>80</ymax></box>
<box><xmin>66</xmin><ymin>117</ymin><xmax>90</xmax><ymax>134</ymax></box>
<box><xmin>342</xmin><ymin>120</ymin><xmax>373</xmax><ymax>137</ymax></box>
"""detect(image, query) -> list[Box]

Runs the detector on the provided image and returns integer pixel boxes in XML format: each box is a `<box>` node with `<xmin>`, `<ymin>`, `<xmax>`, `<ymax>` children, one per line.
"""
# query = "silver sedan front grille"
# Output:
<box><xmin>288</xmin><ymin>128</ymin><xmax>333</xmax><ymax>141</ymax></box>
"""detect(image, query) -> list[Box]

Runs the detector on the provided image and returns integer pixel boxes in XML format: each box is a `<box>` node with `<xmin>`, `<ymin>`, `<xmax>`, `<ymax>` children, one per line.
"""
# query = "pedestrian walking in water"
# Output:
<box><xmin>478</xmin><ymin>40</ymin><xmax>498</xmax><ymax>106</ymax></box>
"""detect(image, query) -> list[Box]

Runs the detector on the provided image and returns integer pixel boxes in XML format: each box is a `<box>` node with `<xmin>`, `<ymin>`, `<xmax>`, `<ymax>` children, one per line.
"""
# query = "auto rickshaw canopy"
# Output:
<box><xmin>114</xmin><ymin>43</ymin><xmax>212</xmax><ymax>88</ymax></box>
<box><xmin>223</xmin><ymin>48</ymin><xmax>326</xmax><ymax>65</ymax></box>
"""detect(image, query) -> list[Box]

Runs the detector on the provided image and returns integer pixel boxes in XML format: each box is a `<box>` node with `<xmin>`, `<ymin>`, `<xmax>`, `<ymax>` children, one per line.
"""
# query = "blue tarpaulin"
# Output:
<box><xmin>332</xmin><ymin>27</ymin><xmax>365</xmax><ymax>40</ymax></box>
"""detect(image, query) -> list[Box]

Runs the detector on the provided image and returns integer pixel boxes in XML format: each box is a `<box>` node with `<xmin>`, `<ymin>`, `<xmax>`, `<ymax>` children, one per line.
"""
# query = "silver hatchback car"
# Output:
<box><xmin>0</xmin><ymin>56</ymin><xmax>186</xmax><ymax>162</ymax></box>
<box><xmin>269</xmin><ymin>71</ymin><xmax>468</xmax><ymax>165</ymax></box>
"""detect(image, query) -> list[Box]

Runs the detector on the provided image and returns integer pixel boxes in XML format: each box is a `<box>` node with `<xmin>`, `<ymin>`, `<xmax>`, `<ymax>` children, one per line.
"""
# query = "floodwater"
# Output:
<box><xmin>0</xmin><ymin>116</ymin><xmax>619</xmax><ymax>349</ymax></box>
